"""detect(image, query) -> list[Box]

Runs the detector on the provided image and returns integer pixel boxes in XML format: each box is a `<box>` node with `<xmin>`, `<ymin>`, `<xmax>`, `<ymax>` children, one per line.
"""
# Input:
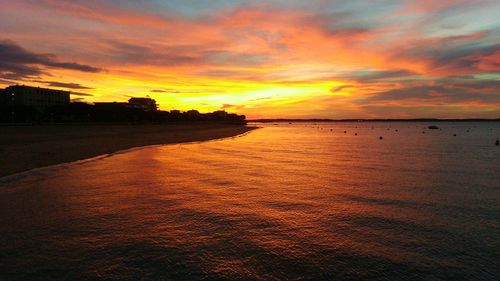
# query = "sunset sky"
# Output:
<box><xmin>1</xmin><ymin>0</ymin><xmax>499</xmax><ymax>118</ymax></box>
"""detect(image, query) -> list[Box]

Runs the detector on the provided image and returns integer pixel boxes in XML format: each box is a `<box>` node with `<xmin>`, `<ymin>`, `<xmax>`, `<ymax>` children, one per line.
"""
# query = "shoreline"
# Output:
<box><xmin>0</xmin><ymin>123</ymin><xmax>257</xmax><ymax>178</ymax></box>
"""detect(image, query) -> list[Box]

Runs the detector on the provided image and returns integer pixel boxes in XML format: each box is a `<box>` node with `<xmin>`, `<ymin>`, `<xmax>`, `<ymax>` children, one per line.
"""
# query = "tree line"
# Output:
<box><xmin>0</xmin><ymin>103</ymin><xmax>246</xmax><ymax>124</ymax></box>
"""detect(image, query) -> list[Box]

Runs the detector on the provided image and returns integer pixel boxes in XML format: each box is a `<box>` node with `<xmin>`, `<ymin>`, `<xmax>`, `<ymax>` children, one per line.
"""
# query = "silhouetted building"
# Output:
<box><xmin>213</xmin><ymin>110</ymin><xmax>228</xmax><ymax>118</ymax></box>
<box><xmin>128</xmin><ymin>97</ymin><xmax>157</xmax><ymax>111</ymax></box>
<box><xmin>95</xmin><ymin>98</ymin><xmax>158</xmax><ymax>111</ymax></box>
<box><xmin>3</xmin><ymin>85</ymin><xmax>70</xmax><ymax>112</ymax></box>
<box><xmin>0</xmin><ymin>89</ymin><xmax>6</xmax><ymax>106</ymax></box>
<box><xmin>186</xmin><ymin>109</ymin><xmax>200</xmax><ymax>117</ymax></box>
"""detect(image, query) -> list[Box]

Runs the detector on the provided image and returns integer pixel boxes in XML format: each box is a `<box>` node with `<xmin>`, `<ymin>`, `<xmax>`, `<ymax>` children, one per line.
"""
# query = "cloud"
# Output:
<box><xmin>249</xmin><ymin>96</ymin><xmax>275</xmax><ymax>101</ymax></box>
<box><xmin>395</xmin><ymin>0</ymin><xmax>466</xmax><ymax>14</ymax></box>
<box><xmin>196</xmin><ymin>69</ymin><xmax>256</xmax><ymax>78</ymax></box>
<box><xmin>101</xmin><ymin>39</ymin><xmax>271</xmax><ymax>69</ymax></box>
<box><xmin>44</xmin><ymin>61</ymin><xmax>102</xmax><ymax>73</ymax></box>
<box><xmin>388</xmin><ymin>30</ymin><xmax>500</xmax><ymax>75</ymax></box>
<box><xmin>70</xmin><ymin>97</ymin><xmax>87</xmax><ymax>102</ymax></box>
<box><xmin>361</xmin><ymin>79</ymin><xmax>500</xmax><ymax>104</ymax></box>
<box><xmin>102</xmin><ymin>40</ymin><xmax>208</xmax><ymax>66</ymax></box>
<box><xmin>428</xmin><ymin>44</ymin><xmax>500</xmax><ymax>74</ymax></box>
<box><xmin>0</xmin><ymin>78</ymin><xmax>15</xmax><ymax>85</ymax></box>
<box><xmin>331</xmin><ymin>85</ymin><xmax>353</xmax><ymax>93</ymax></box>
<box><xmin>38</xmin><ymin>81</ymin><xmax>93</xmax><ymax>89</ymax></box>
<box><xmin>29</xmin><ymin>0</ymin><xmax>178</xmax><ymax>28</ymax></box>
<box><xmin>222</xmin><ymin>104</ymin><xmax>245</xmax><ymax>110</ymax></box>
<box><xmin>70</xmin><ymin>91</ymin><xmax>93</xmax><ymax>97</ymax></box>
<box><xmin>0</xmin><ymin>40</ymin><xmax>103</xmax><ymax>80</ymax></box>
<box><xmin>358</xmin><ymin>104</ymin><xmax>500</xmax><ymax>119</ymax></box>
<box><xmin>150</xmin><ymin>89</ymin><xmax>200</xmax><ymax>93</ymax></box>
<box><xmin>338</xmin><ymin>69</ymin><xmax>418</xmax><ymax>83</ymax></box>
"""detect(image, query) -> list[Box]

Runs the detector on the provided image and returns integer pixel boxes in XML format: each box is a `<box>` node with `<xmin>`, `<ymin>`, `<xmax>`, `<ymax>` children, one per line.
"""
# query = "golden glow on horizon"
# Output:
<box><xmin>41</xmin><ymin>64</ymin><xmax>350</xmax><ymax>115</ymax></box>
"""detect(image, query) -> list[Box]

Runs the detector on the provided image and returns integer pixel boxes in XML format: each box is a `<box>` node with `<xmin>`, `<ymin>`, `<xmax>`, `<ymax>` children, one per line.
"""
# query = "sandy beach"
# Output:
<box><xmin>0</xmin><ymin>123</ymin><xmax>256</xmax><ymax>177</ymax></box>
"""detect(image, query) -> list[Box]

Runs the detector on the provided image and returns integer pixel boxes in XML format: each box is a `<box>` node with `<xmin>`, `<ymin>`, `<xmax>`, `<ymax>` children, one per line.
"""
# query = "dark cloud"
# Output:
<box><xmin>0</xmin><ymin>63</ymin><xmax>43</xmax><ymax>80</ymax></box>
<box><xmin>331</xmin><ymin>85</ymin><xmax>353</xmax><ymax>93</ymax></box>
<box><xmin>428</xmin><ymin>44</ymin><xmax>500</xmax><ymax>73</ymax></box>
<box><xmin>302</xmin><ymin>10</ymin><xmax>376</xmax><ymax>40</ymax></box>
<box><xmin>222</xmin><ymin>104</ymin><xmax>245</xmax><ymax>110</ymax></box>
<box><xmin>71</xmin><ymin>91</ymin><xmax>94</xmax><ymax>97</ymax></box>
<box><xmin>203</xmin><ymin>51</ymin><xmax>267</xmax><ymax>67</ymax></box>
<box><xmin>105</xmin><ymin>40</ymin><xmax>207</xmax><ymax>66</ymax></box>
<box><xmin>44</xmin><ymin>61</ymin><xmax>103</xmax><ymax>72</ymax></box>
<box><xmin>150</xmin><ymin>89</ymin><xmax>200</xmax><ymax>93</ymax></box>
<box><xmin>436</xmin><ymin>77</ymin><xmax>500</xmax><ymax>90</ymax></box>
<box><xmin>0</xmin><ymin>40</ymin><xmax>104</xmax><ymax>80</ymax></box>
<box><xmin>196</xmin><ymin>69</ymin><xmax>255</xmax><ymax>78</ymax></box>
<box><xmin>40</xmin><ymin>81</ymin><xmax>93</xmax><ymax>89</ymax></box>
<box><xmin>391</xmin><ymin>30</ymin><xmax>500</xmax><ymax>74</ymax></box>
<box><xmin>361</xmin><ymin>79</ymin><xmax>500</xmax><ymax>104</ymax></box>
<box><xmin>104</xmin><ymin>39</ymin><xmax>270</xmax><ymax>68</ymax></box>
<box><xmin>340</xmin><ymin>69</ymin><xmax>417</xmax><ymax>83</ymax></box>
<box><xmin>71</xmin><ymin>97</ymin><xmax>88</xmax><ymax>103</ymax></box>
<box><xmin>0</xmin><ymin>78</ymin><xmax>15</xmax><ymax>85</ymax></box>
<box><xmin>326</xmin><ymin>26</ymin><xmax>370</xmax><ymax>38</ymax></box>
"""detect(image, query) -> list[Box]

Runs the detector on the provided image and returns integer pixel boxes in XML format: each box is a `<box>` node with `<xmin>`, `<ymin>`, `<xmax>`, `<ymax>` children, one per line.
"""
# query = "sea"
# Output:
<box><xmin>0</xmin><ymin>122</ymin><xmax>499</xmax><ymax>280</ymax></box>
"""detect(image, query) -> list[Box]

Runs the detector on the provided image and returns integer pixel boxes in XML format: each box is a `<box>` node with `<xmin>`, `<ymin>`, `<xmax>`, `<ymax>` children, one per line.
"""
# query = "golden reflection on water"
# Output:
<box><xmin>0</xmin><ymin>122</ymin><xmax>499</xmax><ymax>280</ymax></box>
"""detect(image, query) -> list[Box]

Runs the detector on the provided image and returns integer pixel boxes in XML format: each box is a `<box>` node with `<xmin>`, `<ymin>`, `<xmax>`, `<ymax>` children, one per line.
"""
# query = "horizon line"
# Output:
<box><xmin>249</xmin><ymin>118</ymin><xmax>500</xmax><ymax>122</ymax></box>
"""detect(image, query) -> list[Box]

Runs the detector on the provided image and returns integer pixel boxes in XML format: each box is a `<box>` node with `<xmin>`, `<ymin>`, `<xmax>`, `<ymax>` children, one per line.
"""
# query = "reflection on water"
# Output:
<box><xmin>1</xmin><ymin>122</ymin><xmax>499</xmax><ymax>280</ymax></box>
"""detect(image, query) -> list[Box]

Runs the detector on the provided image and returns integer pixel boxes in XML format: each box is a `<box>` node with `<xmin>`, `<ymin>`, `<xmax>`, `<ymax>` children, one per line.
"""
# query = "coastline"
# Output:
<box><xmin>0</xmin><ymin>123</ymin><xmax>257</xmax><ymax>178</ymax></box>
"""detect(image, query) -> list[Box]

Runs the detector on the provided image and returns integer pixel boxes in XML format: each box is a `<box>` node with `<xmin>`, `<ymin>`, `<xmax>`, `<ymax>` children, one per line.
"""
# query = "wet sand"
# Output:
<box><xmin>0</xmin><ymin>123</ymin><xmax>256</xmax><ymax>177</ymax></box>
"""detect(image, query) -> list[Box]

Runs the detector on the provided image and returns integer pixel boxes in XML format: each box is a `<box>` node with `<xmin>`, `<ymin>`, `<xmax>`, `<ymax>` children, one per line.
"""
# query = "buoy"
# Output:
<box><xmin>496</xmin><ymin>139</ymin><xmax>499</xmax><ymax>146</ymax></box>
<box><xmin>355</xmin><ymin>133</ymin><xmax>358</xmax><ymax>136</ymax></box>
<box><xmin>453</xmin><ymin>134</ymin><xmax>457</xmax><ymax>137</ymax></box>
<box><xmin>422</xmin><ymin>131</ymin><xmax>426</xmax><ymax>134</ymax></box>
<box><xmin>344</xmin><ymin>131</ymin><xmax>347</xmax><ymax>133</ymax></box>
<box><xmin>379</xmin><ymin>136</ymin><xmax>383</xmax><ymax>140</ymax></box>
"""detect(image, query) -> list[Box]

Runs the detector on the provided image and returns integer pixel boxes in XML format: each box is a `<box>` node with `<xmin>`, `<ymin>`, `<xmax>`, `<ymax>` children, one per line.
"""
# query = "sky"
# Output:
<box><xmin>0</xmin><ymin>0</ymin><xmax>499</xmax><ymax>119</ymax></box>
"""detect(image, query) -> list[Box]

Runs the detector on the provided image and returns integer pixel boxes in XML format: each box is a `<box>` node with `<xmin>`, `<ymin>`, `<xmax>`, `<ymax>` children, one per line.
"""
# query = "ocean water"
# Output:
<box><xmin>0</xmin><ymin>122</ymin><xmax>499</xmax><ymax>281</ymax></box>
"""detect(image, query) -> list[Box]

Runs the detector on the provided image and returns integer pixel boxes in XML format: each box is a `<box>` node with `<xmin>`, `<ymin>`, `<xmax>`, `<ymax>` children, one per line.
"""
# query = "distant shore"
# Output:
<box><xmin>0</xmin><ymin>123</ymin><xmax>257</xmax><ymax>177</ymax></box>
<box><xmin>249</xmin><ymin>118</ymin><xmax>500</xmax><ymax>123</ymax></box>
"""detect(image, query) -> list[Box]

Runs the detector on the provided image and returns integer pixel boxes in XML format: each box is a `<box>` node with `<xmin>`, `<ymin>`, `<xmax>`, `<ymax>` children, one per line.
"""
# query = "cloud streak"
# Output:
<box><xmin>41</xmin><ymin>81</ymin><xmax>93</xmax><ymax>89</ymax></box>
<box><xmin>0</xmin><ymin>40</ymin><xmax>103</xmax><ymax>80</ymax></box>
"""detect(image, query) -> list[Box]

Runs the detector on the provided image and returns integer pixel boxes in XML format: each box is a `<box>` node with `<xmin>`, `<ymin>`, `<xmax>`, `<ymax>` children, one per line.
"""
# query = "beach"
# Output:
<box><xmin>0</xmin><ymin>123</ymin><xmax>256</xmax><ymax>177</ymax></box>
